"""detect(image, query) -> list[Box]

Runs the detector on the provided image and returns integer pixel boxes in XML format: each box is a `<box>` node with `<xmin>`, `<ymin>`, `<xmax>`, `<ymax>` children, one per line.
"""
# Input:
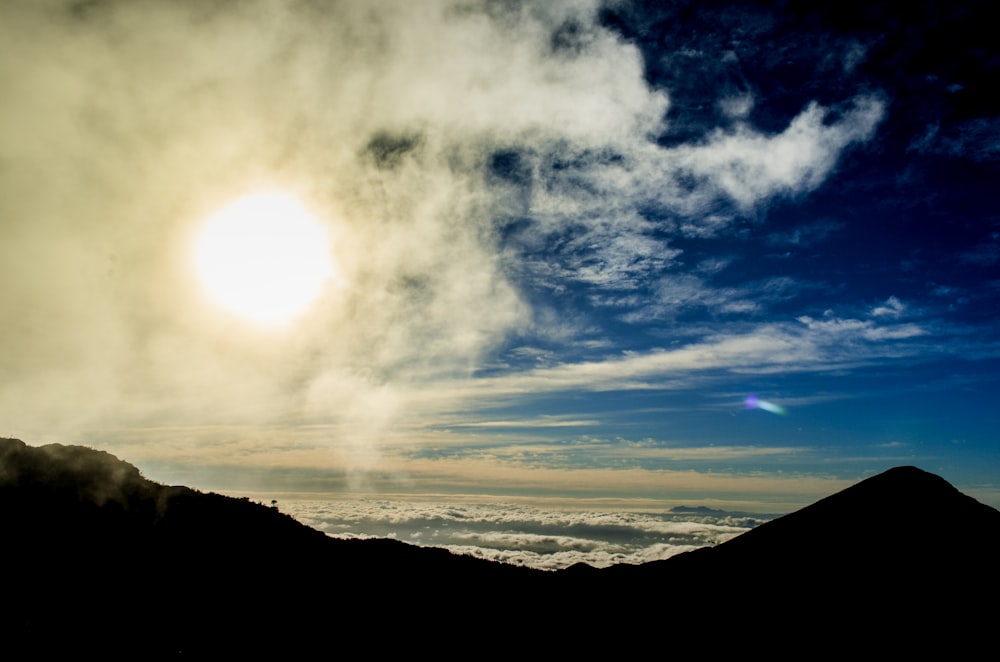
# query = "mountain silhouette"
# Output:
<box><xmin>591</xmin><ymin>465</ymin><xmax>1000</xmax><ymax>654</ymax></box>
<box><xmin>2</xmin><ymin>438</ymin><xmax>997</xmax><ymax>656</ymax></box>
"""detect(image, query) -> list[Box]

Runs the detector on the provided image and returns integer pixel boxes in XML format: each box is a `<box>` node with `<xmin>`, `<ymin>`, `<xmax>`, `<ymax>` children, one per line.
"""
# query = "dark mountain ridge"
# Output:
<box><xmin>2</xmin><ymin>438</ymin><xmax>997</xmax><ymax>656</ymax></box>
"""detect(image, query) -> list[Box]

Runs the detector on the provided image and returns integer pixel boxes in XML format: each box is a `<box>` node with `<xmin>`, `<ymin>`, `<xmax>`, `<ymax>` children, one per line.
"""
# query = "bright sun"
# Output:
<box><xmin>194</xmin><ymin>192</ymin><xmax>334</xmax><ymax>325</ymax></box>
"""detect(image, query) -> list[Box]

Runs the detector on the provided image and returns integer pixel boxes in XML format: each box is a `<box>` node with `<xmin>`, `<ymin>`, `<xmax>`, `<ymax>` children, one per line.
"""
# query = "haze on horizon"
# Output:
<box><xmin>2</xmin><ymin>0</ymin><xmax>998</xmax><ymax>512</ymax></box>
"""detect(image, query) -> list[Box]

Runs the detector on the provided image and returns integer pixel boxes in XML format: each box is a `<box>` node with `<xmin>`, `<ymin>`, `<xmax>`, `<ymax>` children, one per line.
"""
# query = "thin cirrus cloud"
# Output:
<box><xmin>870</xmin><ymin>296</ymin><xmax>907</xmax><ymax>319</ymax></box>
<box><xmin>613</xmin><ymin>274</ymin><xmax>811</xmax><ymax>322</ymax></box>
<box><xmin>415</xmin><ymin>314</ymin><xmax>936</xmax><ymax>408</ymax></box>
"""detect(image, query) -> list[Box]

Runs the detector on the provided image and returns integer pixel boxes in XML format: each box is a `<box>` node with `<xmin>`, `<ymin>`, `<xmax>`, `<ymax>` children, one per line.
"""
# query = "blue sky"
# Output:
<box><xmin>2</xmin><ymin>0</ymin><xmax>997</xmax><ymax>511</ymax></box>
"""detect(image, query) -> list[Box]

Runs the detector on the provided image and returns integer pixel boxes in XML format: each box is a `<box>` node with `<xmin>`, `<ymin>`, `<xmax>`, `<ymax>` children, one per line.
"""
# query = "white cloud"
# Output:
<box><xmin>411</xmin><ymin>312</ymin><xmax>936</xmax><ymax>408</ymax></box>
<box><xmin>718</xmin><ymin>93</ymin><xmax>754</xmax><ymax>120</ymax></box>
<box><xmin>455</xmin><ymin>417</ymin><xmax>599</xmax><ymax>429</ymax></box>
<box><xmin>861</xmin><ymin>324</ymin><xmax>926</xmax><ymax>340</ymax></box>
<box><xmin>501</xmin><ymin>94</ymin><xmax>885</xmax><ymax>290</ymax></box>
<box><xmin>871</xmin><ymin>296</ymin><xmax>906</xmax><ymax>318</ymax></box>
<box><xmin>2</xmin><ymin>0</ymin><xmax>664</xmax><ymax>434</ymax></box>
<box><xmin>796</xmin><ymin>314</ymin><xmax>926</xmax><ymax>343</ymax></box>
<box><xmin>615</xmin><ymin>272</ymin><xmax>813</xmax><ymax>323</ymax></box>
<box><xmin>875</xmin><ymin>441</ymin><xmax>908</xmax><ymax>449</ymax></box>
<box><xmin>673</xmin><ymin>96</ymin><xmax>885</xmax><ymax>210</ymax></box>
<box><xmin>0</xmin><ymin>1</ymin><xmax>888</xmax><ymax>459</ymax></box>
<box><xmin>279</xmin><ymin>497</ymin><xmax>765</xmax><ymax>569</ymax></box>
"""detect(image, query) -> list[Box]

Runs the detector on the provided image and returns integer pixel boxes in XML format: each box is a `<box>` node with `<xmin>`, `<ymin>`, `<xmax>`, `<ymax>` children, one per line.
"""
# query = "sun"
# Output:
<box><xmin>194</xmin><ymin>192</ymin><xmax>334</xmax><ymax>325</ymax></box>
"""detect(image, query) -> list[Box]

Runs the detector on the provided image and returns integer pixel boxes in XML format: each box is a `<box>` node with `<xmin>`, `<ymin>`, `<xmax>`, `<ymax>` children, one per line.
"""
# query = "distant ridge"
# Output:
<box><xmin>2</xmin><ymin>438</ymin><xmax>997</xmax><ymax>655</ymax></box>
<box><xmin>668</xmin><ymin>504</ymin><xmax>728</xmax><ymax>514</ymax></box>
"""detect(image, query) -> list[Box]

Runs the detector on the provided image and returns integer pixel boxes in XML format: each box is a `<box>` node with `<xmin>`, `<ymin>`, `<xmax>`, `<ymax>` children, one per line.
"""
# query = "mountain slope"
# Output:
<box><xmin>0</xmin><ymin>438</ymin><xmax>542</xmax><ymax>655</ymax></box>
<box><xmin>594</xmin><ymin>465</ymin><xmax>1000</xmax><ymax>653</ymax></box>
<box><xmin>700</xmin><ymin>467</ymin><xmax>1000</xmax><ymax>563</ymax></box>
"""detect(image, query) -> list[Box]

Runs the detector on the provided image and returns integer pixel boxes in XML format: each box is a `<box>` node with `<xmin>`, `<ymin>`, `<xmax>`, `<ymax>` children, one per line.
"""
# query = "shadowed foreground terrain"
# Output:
<box><xmin>2</xmin><ymin>437</ymin><xmax>997</xmax><ymax>656</ymax></box>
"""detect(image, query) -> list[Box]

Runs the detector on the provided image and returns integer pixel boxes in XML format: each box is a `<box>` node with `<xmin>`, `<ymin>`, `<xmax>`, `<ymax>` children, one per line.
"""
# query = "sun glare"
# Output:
<box><xmin>194</xmin><ymin>192</ymin><xmax>334</xmax><ymax>325</ymax></box>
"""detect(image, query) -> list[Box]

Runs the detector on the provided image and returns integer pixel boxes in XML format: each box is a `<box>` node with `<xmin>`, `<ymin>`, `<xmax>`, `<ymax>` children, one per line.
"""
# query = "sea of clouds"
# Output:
<box><xmin>280</xmin><ymin>499</ymin><xmax>772</xmax><ymax>570</ymax></box>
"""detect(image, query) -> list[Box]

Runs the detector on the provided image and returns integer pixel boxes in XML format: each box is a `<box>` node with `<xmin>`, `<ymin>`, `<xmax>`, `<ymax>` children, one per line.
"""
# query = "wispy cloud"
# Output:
<box><xmin>616</xmin><ymin>274</ymin><xmax>813</xmax><ymax>322</ymax></box>
<box><xmin>796</xmin><ymin>314</ymin><xmax>927</xmax><ymax>342</ymax></box>
<box><xmin>501</xmin><ymin>94</ymin><xmax>885</xmax><ymax>293</ymax></box>
<box><xmin>451</xmin><ymin>417</ymin><xmax>600</xmax><ymax>429</ymax></box>
<box><xmin>417</xmin><ymin>314</ymin><xmax>937</xmax><ymax>408</ymax></box>
<box><xmin>671</xmin><ymin>96</ymin><xmax>885</xmax><ymax>211</ymax></box>
<box><xmin>874</xmin><ymin>441</ymin><xmax>908</xmax><ymax>449</ymax></box>
<box><xmin>870</xmin><ymin>296</ymin><xmax>907</xmax><ymax>319</ymax></box>
<box><xmin>907</xmin><ymin>118</ymin><xmax>1000</xmax><ymax>163</ymax></box>
<box><xmin>960</xmin><ymin>241</ymin><xmax>1000</xmax><ymax>267</ymax></box>
<box><xmin>767</xmin><ymin>220</ymin><xmax>846</xmax><ymax>247</ymax></box>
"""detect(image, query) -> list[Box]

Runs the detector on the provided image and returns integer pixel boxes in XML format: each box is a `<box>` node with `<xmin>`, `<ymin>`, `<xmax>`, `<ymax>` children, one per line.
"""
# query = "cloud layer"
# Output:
<box><xmin>281</xmin><ymin>497</ymin><xmax>768</xmax><ymax>570</ymax></box>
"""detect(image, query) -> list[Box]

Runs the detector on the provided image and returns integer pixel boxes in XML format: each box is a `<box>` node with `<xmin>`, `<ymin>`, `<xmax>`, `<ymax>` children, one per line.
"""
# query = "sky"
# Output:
<box><xmin>3</xmin><ymin>0</ymin><xmax>999</xmax><ymax>518</ymax></box>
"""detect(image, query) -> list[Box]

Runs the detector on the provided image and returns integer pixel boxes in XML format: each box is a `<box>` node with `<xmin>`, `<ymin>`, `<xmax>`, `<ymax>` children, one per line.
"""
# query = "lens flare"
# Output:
<box><xmin>745</xmin><ymin>394</ymin><xmax>787</xmax><ymax>415</ymax></box>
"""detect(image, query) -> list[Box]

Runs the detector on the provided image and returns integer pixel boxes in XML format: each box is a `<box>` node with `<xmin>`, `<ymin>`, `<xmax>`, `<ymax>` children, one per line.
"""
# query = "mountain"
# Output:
<box><xmin>0</xmin><ymin>437</ymin><xmax>541</xmax><ymax>656</ymax></box>
<box><xmin>2</xmin><ymin>438</ymin><xmax>997</xmax><ymax>656</ymax></box>
<box><xmin>595</xmin><ymin>465</ymin><xmax>1000</xmax><ymax>653</ymax></box>
<box><xmin>685</xmin><ymin>464</ymin><xmax>1000</xmax><ymax>565</ymax></box>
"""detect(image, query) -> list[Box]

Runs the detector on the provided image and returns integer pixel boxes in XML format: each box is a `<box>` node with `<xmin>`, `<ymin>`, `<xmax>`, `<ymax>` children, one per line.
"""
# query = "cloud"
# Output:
<box><xmin>453</xmin><ymin>417</ymin><xmax>599</xmax><ymax>429</ymax></box>
<box><xmin>870</xmin><ymin>296</ymin><xmax>906</xmax><ymax>318</ymax></box>
<box><xmin>875</xmin><ymin>441</ymin><xmax>908</xmax><ymax>449</ymax></box>
<box><xmin>279</xmin><ymin>497</ymin><xmax>769</xmax><ymax>569</ymax></box>
<box><xmin>960</xmin><ymin>242</ymin><xmax>1000</xmax><ymax>267</ymax></box>
<box><xmin>671</xmin><ymin>95</ymin><xmax>885</xmax><ymax>210</ymax></box>
<box><xmin>5</xmin><ymin>0</ymin><xmax>655</xmax><ymax>433</ymax></box>
<box><xmin>390</xmin><ymin>310</ymin><xmax>942</xmax><ymax>422</ymax></box>
<box><xmin>796</xmin><ymin>314</ymin><xmax>926</xmax><ymax>343</ymax></box>
<box><xmin>718</xmin><ymin>92</ymin><xmax>754</xmax><ymax>120</ymax></box>
<box><xmin>767</xmin><ymin>220</ymin><xmax>845</xmax><ymax>247</ymax></box>
<box><xmin>498</xmin><ymin>93</ymin><xmax>884</xmax><ymax>291</ymax></box>
<box><xmin>398</xmin><ymin>436</ymin><xmax>810</xmax><ymax>470</ymax></box>
<box><xmin>616</xmin><ymin>274</ymin><xmax>811</xmax><ymax>322</ymax></box>
<box><xmin>0</xmin><ymin>0</ymin><xmax>887</xmax><ymax>458</ymax></box>
<box><xmin>907</xmin><ymin>118</ymin><xmax>1000</xmax><ymax>163</ymax></box>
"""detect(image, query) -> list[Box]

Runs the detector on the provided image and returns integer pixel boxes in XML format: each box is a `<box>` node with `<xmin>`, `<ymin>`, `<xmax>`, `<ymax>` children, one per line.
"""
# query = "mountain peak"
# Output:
<box><xmin>693</xmin><ymin>465</ymin><xmax>1000</xmax><ymax>569</ymax></box>
<box><xmin>853</xmin><ymin>464</ymin><xmax>957</xmax><ymax>491</ymax></box>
